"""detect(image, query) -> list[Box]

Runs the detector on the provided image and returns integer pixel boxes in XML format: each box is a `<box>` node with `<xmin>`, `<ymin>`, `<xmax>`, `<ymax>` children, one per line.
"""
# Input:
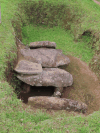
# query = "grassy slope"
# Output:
<box><xmin>0</xmin><ymin>0</ymin><xmax>100</xmax><ymax>132</ymax></box>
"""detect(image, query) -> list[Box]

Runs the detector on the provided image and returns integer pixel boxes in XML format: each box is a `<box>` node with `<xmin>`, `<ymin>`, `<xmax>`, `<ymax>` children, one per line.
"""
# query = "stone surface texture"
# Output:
<box><xmin>28</xmin><ymin>96</ymin><xmax>88</xmax><ymax>113</ymax></box>
<box><xmin>20</xmin><ymin>48</ymin><xmax>70</xmax><ymax>68</ymax></box>
<box><xmin>14</xmin><ymin>60</ymin><xmax>42</xmax><ymax>74</ymax></box>
<box><xmin>17</xmin><ymin>68</ymin><xmax>73</xmax><ymax>87</ymax></box>
<box><xmin>29</xmin><ymin>41</ymin><xmax>56</xmax><ymax>49</ymax></box>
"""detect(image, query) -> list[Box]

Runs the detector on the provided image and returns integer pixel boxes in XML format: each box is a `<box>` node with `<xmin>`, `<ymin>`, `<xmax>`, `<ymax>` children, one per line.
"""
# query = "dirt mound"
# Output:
<box><xmin>61</xmin><ymin>55</ymin><xmax>100</xmax><ymax>115</ymax></box>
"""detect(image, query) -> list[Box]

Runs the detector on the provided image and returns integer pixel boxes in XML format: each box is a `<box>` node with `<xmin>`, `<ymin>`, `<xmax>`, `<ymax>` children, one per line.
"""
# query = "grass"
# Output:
<box><xmin>0</xmin><ymin>0</ymin><xmax>100</xmax><ymax>132</ymax></box>
<box><xmin>22</xmin><ymin>24</ymin><xmax>94</xmax><ymax>63</ymax></box>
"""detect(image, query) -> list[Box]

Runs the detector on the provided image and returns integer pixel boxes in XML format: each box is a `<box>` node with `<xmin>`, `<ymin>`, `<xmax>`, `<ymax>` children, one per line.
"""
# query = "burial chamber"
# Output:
<box><xmin>15</xmin><ymin>38</ymin><xmax>87</xmax><ymax>113</ymax></box>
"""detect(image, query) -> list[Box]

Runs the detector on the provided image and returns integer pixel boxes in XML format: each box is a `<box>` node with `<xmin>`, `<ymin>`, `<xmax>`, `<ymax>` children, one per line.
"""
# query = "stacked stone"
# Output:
<box><xmin>15</xmin><ymin>41</ymin><xmax>73</xmax><ymax>97</ymax></box>
<box><xmin>15</xmin><ymin>39</ymin><xmax>87</xmax><ymax>113</ymax></box>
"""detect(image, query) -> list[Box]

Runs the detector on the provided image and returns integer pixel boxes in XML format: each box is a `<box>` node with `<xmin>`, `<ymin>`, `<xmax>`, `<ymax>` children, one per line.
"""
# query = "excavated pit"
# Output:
<box><xmin>14</xmin><ymin>54</ymin><xmax>100</xmax><ymax>115</ymax></box>
<box><xmin>9</xmin><ymin>0</ymin><xmax>100</xmax><ymax>115</ymax></box>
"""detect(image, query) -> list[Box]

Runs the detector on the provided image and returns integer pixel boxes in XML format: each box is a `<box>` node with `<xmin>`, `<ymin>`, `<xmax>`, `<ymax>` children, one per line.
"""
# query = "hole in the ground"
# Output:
<box><xmin>77</xmin><ymin>30</ymin><xmax>92</xmax><ymax>40</ymax></box>
<box><xmin>18</xmin><ymin>85</ymin><xmax>55</xmax><ymax>104</ymax></box>
<box><xmin>82</xmin><ymin>30</ymin><xmax>92</xmax><ymax>37</ymax></box>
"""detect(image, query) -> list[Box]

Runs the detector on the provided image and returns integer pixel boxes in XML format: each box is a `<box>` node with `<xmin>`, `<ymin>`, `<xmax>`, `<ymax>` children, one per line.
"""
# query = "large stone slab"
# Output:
<box><xmin>20</xmin><ymin>48</ymin><xmax>70</xmax><ymax>67</ymax></box>
<box><xmin>17</xmin><ymin>68</ymin><xmax>73</xmax><ymax>87</ymax></box>
<box><xmin>14</xmin><ymin>60</ymin><xmax>42</xmax><ymax>74</ymax></box>
<box><xmin>29</xmin><ymin>41</ymin><xmax>56</xmax><ymax>49</ymax></box>
<box><xmin>28</xmin><ymin>96</ymin><xmax>87</xmax><ymax>113</ymax></box>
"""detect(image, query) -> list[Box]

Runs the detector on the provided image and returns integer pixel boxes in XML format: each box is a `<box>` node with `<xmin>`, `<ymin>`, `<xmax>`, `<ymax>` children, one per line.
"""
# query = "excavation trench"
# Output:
<box><xmin>8</xmin><ymin>0</ymin><xmax>100</xmax><ymax>116</ymax></box>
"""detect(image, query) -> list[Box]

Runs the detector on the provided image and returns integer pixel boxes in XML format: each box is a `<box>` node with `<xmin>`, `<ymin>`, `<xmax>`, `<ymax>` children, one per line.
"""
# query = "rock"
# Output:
<box><xmin>20</xmin><ymin>48</ymin><xmax>70</xmax><ymax>67</ymax></box>
<box><xmin>14</xmin><ymin>60</ymin><xmax>42</xmax><ymax>74</ymax></box>
<box><xmin>29</xmin><ymin>41</ymin><xmax>56</xmax><ymax>49</ymax></box>
<box><xmin>17</xmin><ymin>68</ymin><xmax>73</xmax><ymax>87</ymax></box>
<box><xmin>15</xmin><ymin>39</ymin><xmax>75</xmax><ymax>108</ymax></box>
<box><xmin>53</xmin><ymin>87</ymin><xmax>63</xmax><ymax>97</ymax></box>
<box><xmin>28</xmin><ymin>96</ymin><xmax>87</xmax><ymax>113</ymax></box>
<box><xmin>53</xmin><ymin>91</ymin><xmax>61</xmax><ymax>98</ymax></box>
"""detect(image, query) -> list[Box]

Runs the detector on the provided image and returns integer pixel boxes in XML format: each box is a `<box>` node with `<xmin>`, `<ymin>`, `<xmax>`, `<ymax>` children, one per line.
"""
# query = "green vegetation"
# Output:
<box><xmin>22</xmin><ymin>24</ymin><xmax>94</xmax><ymax>63</ymax></box>
<box><xmin>1</xmin><ymin>0</ymin><xmax>100</xmax><ymax>132</ymax></box>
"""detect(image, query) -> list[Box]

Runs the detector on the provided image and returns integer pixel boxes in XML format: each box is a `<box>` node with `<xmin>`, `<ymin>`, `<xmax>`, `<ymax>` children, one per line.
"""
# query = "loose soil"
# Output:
<box><xmin>61</xmin><ymin>55</ymin><xmax>100</xmax><ymax>115</ymax></box>
<box><xmin>18</xmin><ymin>55</ymin><xmax>100</xmax><ymax>116</ymax></box>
